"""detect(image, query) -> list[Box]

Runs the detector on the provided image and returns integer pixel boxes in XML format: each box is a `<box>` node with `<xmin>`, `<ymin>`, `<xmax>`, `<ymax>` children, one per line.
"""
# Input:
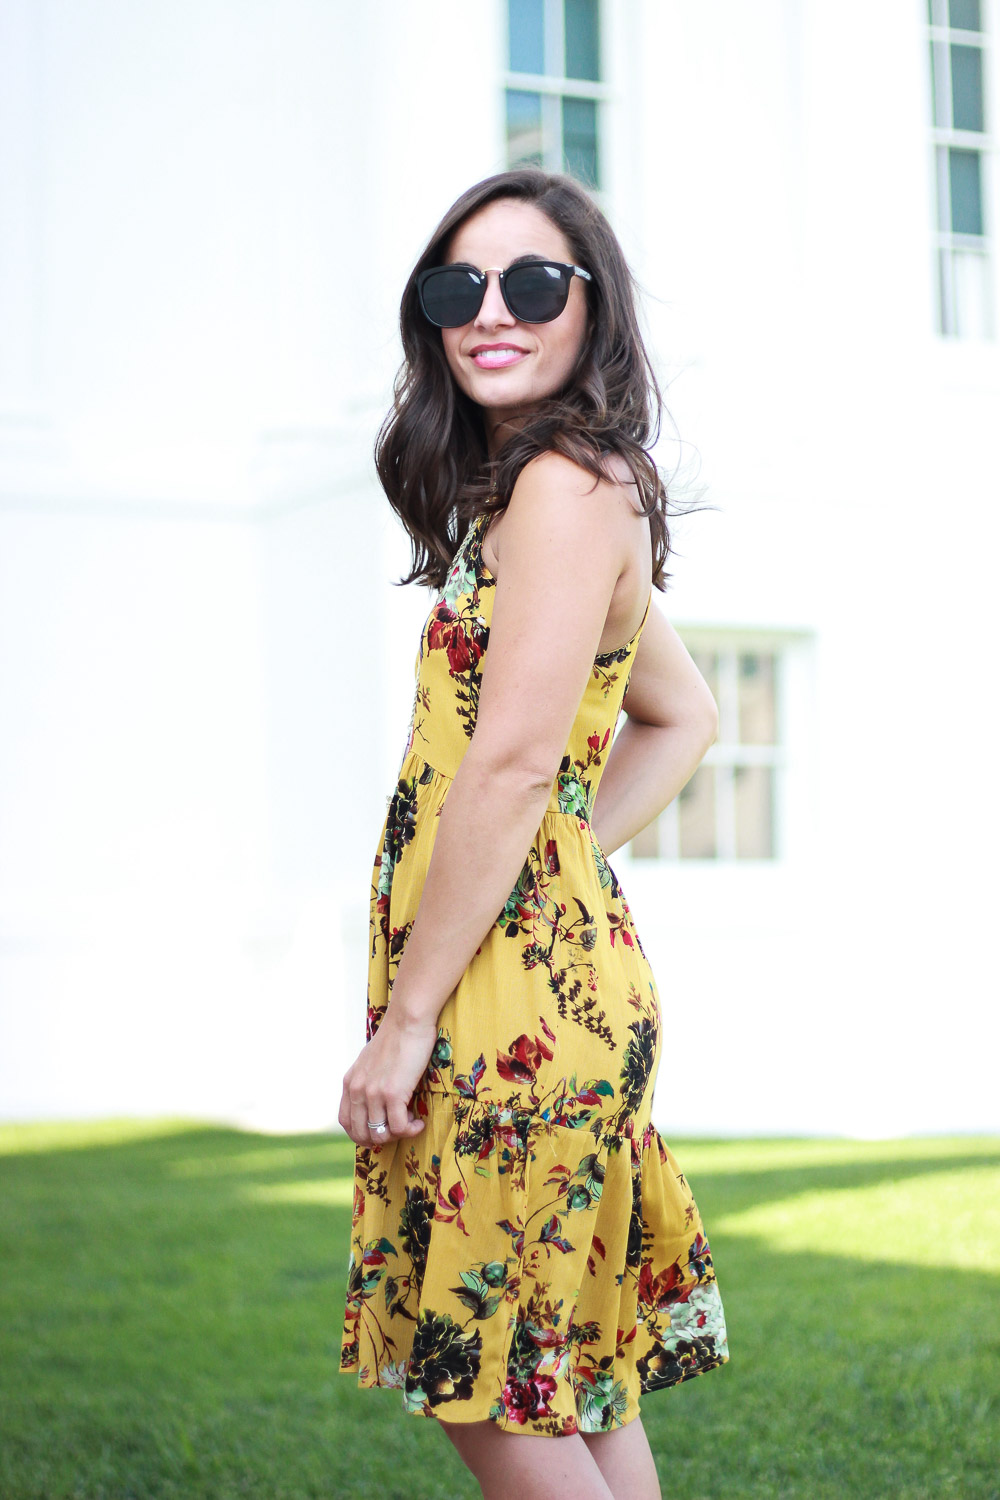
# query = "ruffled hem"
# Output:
<box><xmin>340</xmin><ymin>1094</ymin><xmax>729</xmax><ymax>1436</ymax></box>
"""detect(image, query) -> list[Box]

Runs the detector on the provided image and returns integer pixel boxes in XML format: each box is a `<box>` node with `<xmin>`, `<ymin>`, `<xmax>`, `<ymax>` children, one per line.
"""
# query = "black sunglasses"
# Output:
<box><xmin>416</xmin><ymin>259</ymin><xmax>593</xmax><ymax>328</ymax></box>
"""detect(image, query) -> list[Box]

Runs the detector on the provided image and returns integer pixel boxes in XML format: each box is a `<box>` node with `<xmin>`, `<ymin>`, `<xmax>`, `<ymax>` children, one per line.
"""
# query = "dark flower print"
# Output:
<box><xmin>405</xmin><ymin>1311</ymin><xmax>483</xmax><ymax>1407</ymax></box>
<box><xmin>455</xmin><ymin>1111</ymin><xmax>495</xmax><ymax>1162</ymax></box>
<box><xmin>501</xmin><ymin>1373</ymin><xmax>558</xmax><ymax>1425</ymax></box>
<box><xmin>379</xmin><ymin>760</ymin><xmax>435</xmax><ymax>899</ymax></box>
<box><xmin>505</xmin><ymin>1308</ymin><xmax>540</xmax><ymax>1379</ymax></box>
<box><xmin>383</xmin><ymin>778</ymin><xmax>418</xmax><ymax>873</ymax></box>
<box><xmin>627</xmin><ymin>1194</ymin><xmax>644</xmax><ymax>1268</ymax></box>
<box><xmin>619</xmin><ymin>1016</ymin><xmax>657</xmax><ymax>1115</ymax></box>
<box><xmin>637</xmin><ymin>1337</ymin><xmax>720</xmax><ymax>1391</ymax></box>
<box><xmin>427</xmin><ymin>605</ymin><xmax>488</xmax><ymax>676</ymax></box>
<box><xmin>497</xmin><ymin>1030</ymin><xmax>554</xmax><ymax>1085</ymax></box>
<box><xmin>398</xmin><ymin>1187</ymin><xmax>433</xmax><ymax>1279</ymax></box>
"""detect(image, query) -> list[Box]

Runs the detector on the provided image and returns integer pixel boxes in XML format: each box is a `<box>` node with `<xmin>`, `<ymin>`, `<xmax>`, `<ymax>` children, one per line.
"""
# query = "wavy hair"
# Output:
<box><xmin>376</xmin><ymin>167</ymin><xmax>680</xmax><ymax>591</ymax></box>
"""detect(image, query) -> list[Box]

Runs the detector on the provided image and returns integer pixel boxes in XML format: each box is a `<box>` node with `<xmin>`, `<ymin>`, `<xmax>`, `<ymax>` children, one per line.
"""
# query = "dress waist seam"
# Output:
<box><xmin>396</xmin><ymin>746</ymin><xmax>596</xmax><ymax>822</ymax></box>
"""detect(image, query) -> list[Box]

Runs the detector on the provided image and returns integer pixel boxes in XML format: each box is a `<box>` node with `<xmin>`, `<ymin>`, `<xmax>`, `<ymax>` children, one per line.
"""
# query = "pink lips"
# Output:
<box><xmin>469</xmin><ymin>344</ymin><xmax>528</xmax><ymax>370</ymax></box>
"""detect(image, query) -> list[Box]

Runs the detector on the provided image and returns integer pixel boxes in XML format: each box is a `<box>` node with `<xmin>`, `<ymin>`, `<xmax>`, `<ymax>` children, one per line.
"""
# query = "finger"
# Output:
<box><xmin>366</xmin><ymin>1095</ymin><xmax>393</xmax><ymax>1146</ymax></box>
<box><xmin>350</xmin><ymin>1098</ymin><xmax>372</xmax><ymax>1148</ymax></box>
<box><xmin>385</xmin><ymin>1097</ymin><xmax>409</xmax><ymax>1137</ymax></box>
<box><xmin>340</xmin><ymin>1069</ymin><xmax>360</xmax><ymax>1141</ymax></box>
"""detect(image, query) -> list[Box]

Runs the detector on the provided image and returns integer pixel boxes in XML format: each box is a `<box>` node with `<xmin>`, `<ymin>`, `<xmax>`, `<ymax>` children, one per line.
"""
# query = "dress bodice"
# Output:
<box><xmin>402</xmin><ymin>511</ymin><xmax>650</xmax><ymax>821</ymax></box>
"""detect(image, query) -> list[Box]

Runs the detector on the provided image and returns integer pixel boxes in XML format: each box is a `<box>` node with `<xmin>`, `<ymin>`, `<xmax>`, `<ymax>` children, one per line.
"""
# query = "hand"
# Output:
<box><xmin>338</xmin><ymin>1008</ymin><xmax>436</xmax><ymax>1147</ymax></box>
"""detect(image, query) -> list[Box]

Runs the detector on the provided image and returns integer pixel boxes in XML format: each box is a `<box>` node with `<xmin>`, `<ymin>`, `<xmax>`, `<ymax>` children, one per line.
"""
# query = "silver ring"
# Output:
<box><xmin>368</xmin><ymin>1120</ymin><xmax>388</xmax><ymax>1133</ymax></box>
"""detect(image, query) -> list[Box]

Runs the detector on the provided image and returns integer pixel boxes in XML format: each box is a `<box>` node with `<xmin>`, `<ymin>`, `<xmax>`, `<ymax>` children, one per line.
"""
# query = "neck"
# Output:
<box><xmin>485</xmin><ymin>409</ymin><xmax>531</xmax><ymax>458</ymax></box>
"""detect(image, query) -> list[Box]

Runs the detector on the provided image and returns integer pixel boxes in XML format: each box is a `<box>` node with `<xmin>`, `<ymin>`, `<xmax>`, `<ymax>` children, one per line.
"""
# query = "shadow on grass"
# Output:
<box><xmin>1</xmin><ymin>1122</ymin><xmax>999</xmax><ymax>1499</ymax></box>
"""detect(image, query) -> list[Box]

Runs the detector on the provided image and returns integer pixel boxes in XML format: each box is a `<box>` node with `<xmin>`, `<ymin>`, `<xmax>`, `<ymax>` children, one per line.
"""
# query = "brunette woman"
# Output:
<box><xmin>339</xmin><ymin>168</ymin><xmax>729</xmax><ymax>1500</ymax></box>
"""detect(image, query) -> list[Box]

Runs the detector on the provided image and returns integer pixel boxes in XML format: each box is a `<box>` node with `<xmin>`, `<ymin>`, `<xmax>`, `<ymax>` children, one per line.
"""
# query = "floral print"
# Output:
<box><xmin>341</xmin><ymin>511</ymin><xmax>729</xmax><ymax>1435</ymax></box>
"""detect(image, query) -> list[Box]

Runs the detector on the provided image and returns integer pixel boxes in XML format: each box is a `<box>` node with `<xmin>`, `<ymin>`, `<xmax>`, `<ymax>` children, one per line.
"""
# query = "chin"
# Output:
<box><xmin>469</xmin><ymin>378</ymin><xmax>553</xmax><ymax>412</ymax></box>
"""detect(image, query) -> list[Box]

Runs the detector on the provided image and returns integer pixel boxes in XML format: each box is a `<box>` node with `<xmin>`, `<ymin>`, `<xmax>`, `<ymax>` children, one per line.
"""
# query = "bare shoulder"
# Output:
<box><xmin>489</xmin><ymin>450</ymin><xmax>643</xmax><ymax>572</ymax></box>
<box><xmin>597</xmin><ymin>449</ymin><xmax>644</xmax><ymax>511</ymax></box>
<box><xmin>471</xmin><ymin>452</ymin><xmax>639</xmax><ymax>779</ymax></box>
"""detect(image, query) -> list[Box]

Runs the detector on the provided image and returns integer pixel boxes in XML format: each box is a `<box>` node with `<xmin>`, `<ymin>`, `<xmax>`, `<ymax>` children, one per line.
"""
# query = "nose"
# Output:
<box><xmin>473</xmin><ymin>269</ymin><xmax>515</xmax><ymax>330</ymax></box>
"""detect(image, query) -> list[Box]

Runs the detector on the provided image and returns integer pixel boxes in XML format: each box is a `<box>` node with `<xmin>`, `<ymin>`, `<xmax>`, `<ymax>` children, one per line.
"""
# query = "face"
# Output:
<box><xmin>438</xmin><ymin>198</ymin><xmax>590</xmax><ymax>452</ymax></box>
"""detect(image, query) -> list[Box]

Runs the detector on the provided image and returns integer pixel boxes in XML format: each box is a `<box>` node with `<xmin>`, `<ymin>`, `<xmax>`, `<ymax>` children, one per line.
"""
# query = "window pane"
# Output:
<box><xmin>508</xmin><ymin>0</ymin><xmax>546</xmax><ymax>74</ymax></box>
<box><xmin>506</xmin><ymin>90</ymin><xmax>544</xmax><ymax>167</ymax></box>
<box><xmin>734</xmin><ymin>767</ymin><xmax>774</xmax><ymax>859</ymax></box>
<box><xmin>738</xmin><ymin>653</ymin><xmax>776</xmax><ymax>744</ymax></box>
<box><xmin>679</xmin><ymin>767</ymin><xmax>716</xmax><ymax>858</ymax></box>
<box><xmin>930</xmin><ymin>42</ymin><xmax>941</xmax><ymax>127</ymax></box>
<box><xmin>564</xmin><ymin>0</ymin><xmax>600</xmax><ymax>80</ymax></box>
<box><xmin>949</xmin><ymin>0</ymin><xmax>981</xmax><ymax>30</ymax></box>
<box><xmin>562</xmin><ymin>96</ymin><xmax>599</xmax><ymax>185</ymax></box>
<box><xmin>951</xmin><ymin>44</ymin><xmax>984</xmax><ymax>131</ymax></box>
<box><xmin>949</xmin><ymin>148</ymin><xmax>983</xmax><ymax>234</ymax></box>
<box><xmin>936</xmin><ymin>144</ymin><xmax>950</xmax><ymax>230</ymax></box>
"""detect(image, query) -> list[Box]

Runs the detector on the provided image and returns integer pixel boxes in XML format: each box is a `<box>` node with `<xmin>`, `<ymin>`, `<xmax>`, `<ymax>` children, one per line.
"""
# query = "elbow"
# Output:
<box><xmin>689</xmin><ymin>671</ymin><xmax>720</xmax><ymax>751</ymax></box>
<box><xmin>700</xmin><ymin>695</ymin><xmax>720</xmax><ymax>752</ymax></box>
<box><xmin>671</xmin><ymin>690</ymin><xmax>718</xmax><ymax>761</ymax></box>
<box><xmin>462</xmin><ymin>740</ymin><xmax>558</xmax><ymax>801</ymax></box>
<box><xmin>668</xmin><ymin>681</ymin><xmax>717</xmax><ymax>756</ymax></box>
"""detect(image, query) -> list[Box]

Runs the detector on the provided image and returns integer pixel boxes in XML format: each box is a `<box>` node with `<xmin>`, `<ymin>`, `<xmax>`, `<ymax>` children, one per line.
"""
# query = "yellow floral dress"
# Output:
<box><xmin>340</xmin><ymin>510</ymin><xmax>729</xmax><ymax>1436</ymax></box>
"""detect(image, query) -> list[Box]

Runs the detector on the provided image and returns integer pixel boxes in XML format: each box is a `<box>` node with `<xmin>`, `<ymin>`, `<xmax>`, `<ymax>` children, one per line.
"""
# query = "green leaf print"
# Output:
<box><xmin>449</xmin><ymin>1269</ymin><xmax>504</xmax><ymax>1320</ymax></box>
<box><xmin>442</xmin><ymin>549</ymin><xmax>477</xmax><ymax>610</ymax></box>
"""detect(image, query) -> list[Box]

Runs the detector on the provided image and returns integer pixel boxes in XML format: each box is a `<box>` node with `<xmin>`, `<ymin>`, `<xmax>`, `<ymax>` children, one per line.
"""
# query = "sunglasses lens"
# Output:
<box><xmin>504</xmin><ymin>262</ymin><xmax>570</xmax><ymax>323</ymax></box>
<box><xmin>419</xmin><ymin>268</ymin><xmax>484</xmax><ymax>327</ymax></box>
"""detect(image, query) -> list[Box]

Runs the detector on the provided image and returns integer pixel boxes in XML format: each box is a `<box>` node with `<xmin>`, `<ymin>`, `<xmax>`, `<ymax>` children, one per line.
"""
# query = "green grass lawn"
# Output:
<box><xmin>1</xmin><ymin>1120</ymin><xmax>998</xmax><ymax>1500</ymax></box>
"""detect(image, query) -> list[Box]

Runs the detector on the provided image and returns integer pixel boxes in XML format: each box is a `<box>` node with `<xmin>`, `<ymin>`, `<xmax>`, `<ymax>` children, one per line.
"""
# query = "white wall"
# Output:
<box><xmin>1</xmin><ymin>0</ymin><xmax>997</xmax><ymax>1135</ymax></box>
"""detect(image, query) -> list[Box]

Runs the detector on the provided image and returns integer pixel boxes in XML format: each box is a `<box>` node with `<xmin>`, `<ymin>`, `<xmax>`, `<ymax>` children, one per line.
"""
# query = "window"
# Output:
<box><xmin>504</xmin><ymin>0</ymin><xmax>606</xmax><ymax>189</ymax></box>
<box><xmin>630</xmin><ymin>643</ymin><xmax>789</xmax><ymax>862</ymax></box>
<box><xmin>928</xmin><ymin>0</ymin><xmax>994</xmax><ymax>337</ymax></box>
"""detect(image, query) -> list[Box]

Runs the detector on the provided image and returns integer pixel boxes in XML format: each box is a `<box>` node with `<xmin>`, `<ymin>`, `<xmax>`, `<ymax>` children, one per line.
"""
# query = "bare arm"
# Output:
<box><xmin>339</xmin><ymin>453</ymin><xmax>644</xmax><ymax>1145</ymax></box>
<box><xmin>590</xmin><ymin>602</ymin><xmax>719</xmax><ymax>854</ymax></box>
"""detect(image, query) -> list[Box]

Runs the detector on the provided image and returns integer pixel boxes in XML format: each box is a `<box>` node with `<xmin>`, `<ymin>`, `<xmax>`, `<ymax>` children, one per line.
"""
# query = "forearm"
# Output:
<box><xmin>386</xmin><ymin>753</ymin><xmax>552</xmax><ymax>1026</ymax></box>
<box><xmin>591</xmin><ymin>717</ymin><xmax>714</xmax><ymax>855</ymax></box>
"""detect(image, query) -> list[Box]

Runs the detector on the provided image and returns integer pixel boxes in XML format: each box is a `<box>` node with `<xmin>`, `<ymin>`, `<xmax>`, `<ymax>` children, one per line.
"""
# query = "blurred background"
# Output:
<box><xmin>1</xmin><ymin>0</ymin><xmax>997</xmax><ymax>1140</ymax></box>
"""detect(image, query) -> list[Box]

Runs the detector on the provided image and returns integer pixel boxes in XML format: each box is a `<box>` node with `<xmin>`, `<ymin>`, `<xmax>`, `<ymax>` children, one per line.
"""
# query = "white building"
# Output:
<box><xmin>1</xmin><ymin>0</ymin><xmax>996</xmax><ymax>1136</ymax></box>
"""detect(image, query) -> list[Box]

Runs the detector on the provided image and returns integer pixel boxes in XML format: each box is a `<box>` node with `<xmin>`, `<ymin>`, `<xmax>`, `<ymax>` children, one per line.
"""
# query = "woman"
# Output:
<box><xmin>339</xmin><ymin>168</ymin><xmax>729</xmax><ymax>1500</ymax></box>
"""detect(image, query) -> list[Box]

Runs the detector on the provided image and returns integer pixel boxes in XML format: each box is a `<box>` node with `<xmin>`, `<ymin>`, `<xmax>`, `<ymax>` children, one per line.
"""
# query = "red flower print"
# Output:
<box><xmin>427</xmin><ymin>606</ymin><xmax>486</xmax><ymax>676</ymax></box>
<box><xmin>502</xmin><ymin>1373</ymin><xmax>557</xmax><ymax>1424</ymax></box>
<box><xmin>638</xmin><ymin>1259</ymin><xmax>688</xmax><ymax>1311</ymax></box>
<box><xmin>426</xmin><ymin>605</ymin><xmax>457</xmax><ymax>648</ymax></box>
<box><xmin>496</xmin><ymin>1031</ymin><xmax>555</xmax><ymax>1084</ymax></box>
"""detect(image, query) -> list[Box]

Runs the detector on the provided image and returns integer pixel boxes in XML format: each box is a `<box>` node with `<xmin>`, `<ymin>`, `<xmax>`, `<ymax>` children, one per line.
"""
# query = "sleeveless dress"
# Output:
<box><xmin>340</xmin><ymin>510</ymin><xmax>729</xmax><ymax>1436</ymax></box>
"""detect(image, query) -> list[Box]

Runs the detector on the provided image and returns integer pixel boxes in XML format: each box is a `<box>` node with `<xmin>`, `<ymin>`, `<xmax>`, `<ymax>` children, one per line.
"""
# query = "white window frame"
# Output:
<box><xmin>627</xmin><ymin>630</ymin><xmax>813</xmax><ymax>866</ymax></box>
<box><xmin>928</xmin><ymin>0</ymin><xmax>995</xmax><ymax>338</ymax></box>
<box><xmin>502</xmin><ymin>0</ymin><xmax>611</xmax><ymax>188</ymax></box>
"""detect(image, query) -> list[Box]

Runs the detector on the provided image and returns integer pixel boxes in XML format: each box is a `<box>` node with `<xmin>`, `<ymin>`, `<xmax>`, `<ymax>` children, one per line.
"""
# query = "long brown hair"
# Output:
<box><xmin>376</xmin><ymin>168</ymin><xmax>679</xmax><ymax>591</ymax></box>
